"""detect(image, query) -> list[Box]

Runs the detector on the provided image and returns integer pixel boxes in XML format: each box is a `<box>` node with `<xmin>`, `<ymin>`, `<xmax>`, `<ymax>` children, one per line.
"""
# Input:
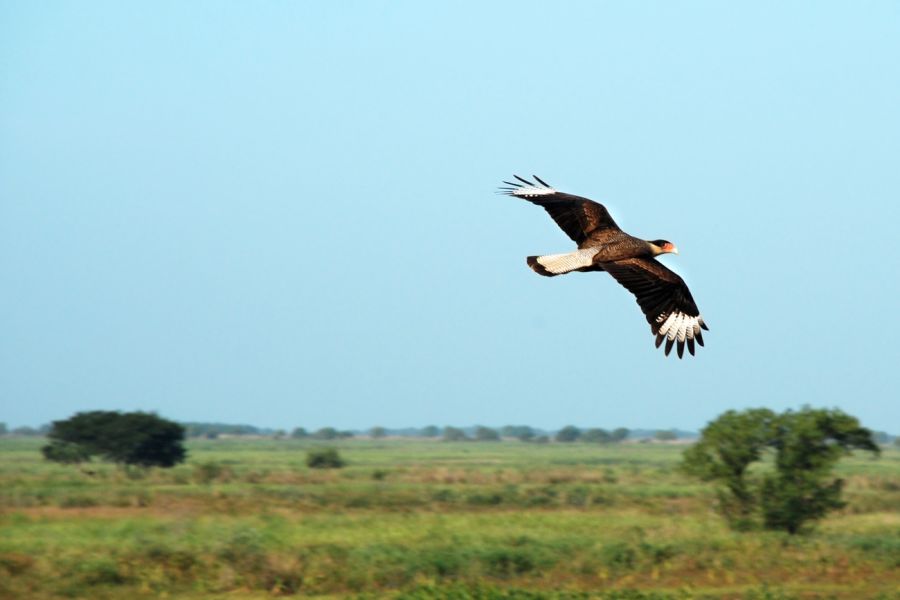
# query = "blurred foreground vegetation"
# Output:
<box><xmin>0</xmin><ymin>437</ymin><xmax>898</xmax><ymax>599</ymax></box>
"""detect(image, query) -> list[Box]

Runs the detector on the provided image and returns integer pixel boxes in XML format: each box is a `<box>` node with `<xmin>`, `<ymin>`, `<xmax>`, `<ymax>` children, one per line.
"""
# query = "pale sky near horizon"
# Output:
<box><xmin>2</xmin><ymin>2</ymin><xmax>899</xmax><ymax>432</ymax></box>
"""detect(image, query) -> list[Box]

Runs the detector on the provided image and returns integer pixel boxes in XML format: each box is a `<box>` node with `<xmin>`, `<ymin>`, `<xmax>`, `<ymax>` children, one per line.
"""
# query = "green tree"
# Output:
<box><xmin>516</xmin><ymin>427</ymin><xmax>536</xmax><ymax>442</ymax></box>
<box><xmin>760</xmin><ymin>408</ymin><xmax>879</xmax><ymax>534</ymax></box>
<box><xmin>611</xmin><ymin>427</ymin><xmax>630</xmax><ymax>443</ymax></box>
<box><xmin>442</xmin><ymin>426</ymin><xmax>468</xmax><ymax>442</ymax></box>
<box><xmin>421</xmin><ymin>425</ymin><xmax>441</xmax><ymax>438</ymax></box>
<box><xmin>582</xmin><ymin>428</ymin><xmax>612</xmax><ymax>444</ymax></box>
<box><xmin>683</xmin><ymin>407</ymin><xmax>879</xmax><ymax>533</ymax></box>
<box><xmin>0</xmin><ymin>422</ymin><xmax>7</xmax><ymax>435</ymax></box>
<box><xmin>501</xmin><ymin>425</ymin><xmax>536</xmax><ymax>441</ymax></box>
<box><xmin>370</xmin><ymin>426</ymin><xmax>387</xmax><ymax>439</ymax></box>
<box><xmin>290</xmin><ymin>427</ymin><xmax>309</xmax><ymax>439</ymax></box>
<box><xmin>682</xmin><ymin>408</ymin><xmax>776</xmax><ymax>528</ymax></box>
<box><xmin>518</xmin><ymin>432</ymin><xmax>536</xmax><ymax>442</ymax></box>
<box><xmin>474</xmin><ymin>426</ymin><xmax>501</xmax><ymax>441</ymax></box>
<box><xmin>42</xmin><ymin>411</ymin><xmax>187</xmax><ymax>468</ymax></box>
<box><xmin>312</xmin><ymin>427</ymin><xmax>339</xmax><ymax>440</ymax></box>
<box><xmin>654</xmin><ymin>429</ymin><xmax>678</xmax><ymax>441</ymax></box>
<box><xmin>555</xmin><ymin>425</ymin><xmax>581</xmax><ymax>443</ymax></box>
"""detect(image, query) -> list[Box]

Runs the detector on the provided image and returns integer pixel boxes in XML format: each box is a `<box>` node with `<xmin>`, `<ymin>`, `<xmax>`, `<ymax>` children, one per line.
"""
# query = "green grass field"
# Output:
<box><xmin>1</xmin><ymin>438</ymin><xmax>898</xmax><ymax>599</ymax></box>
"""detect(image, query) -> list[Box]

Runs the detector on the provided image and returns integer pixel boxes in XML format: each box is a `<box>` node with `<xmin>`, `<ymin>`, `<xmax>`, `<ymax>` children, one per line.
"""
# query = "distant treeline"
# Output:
<box><xmin>183</xmin><ymin>422</ymin><xmax>279</xmax><ymax>438</ymax></box>
<box><xmin>183</xmin><ymin>423</ymin><xmax>684</xmax><ymax>443</ymax></box>
<box><xmin>0</xmin><ymin>423</ymin><xmax>50</xmax><ymax>436</ymax></box>
<box><xmin>3</xmin><ymin>420</ymin><xmax>897</xmax><ymax>445</ymax></box>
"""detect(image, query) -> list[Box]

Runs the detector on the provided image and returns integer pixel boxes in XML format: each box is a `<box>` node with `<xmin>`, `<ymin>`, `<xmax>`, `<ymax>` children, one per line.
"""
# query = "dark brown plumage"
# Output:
<box><xmin>500</xmin><ymin>175</ymin><xmax>708</xmax><ymax>358</ymax></box>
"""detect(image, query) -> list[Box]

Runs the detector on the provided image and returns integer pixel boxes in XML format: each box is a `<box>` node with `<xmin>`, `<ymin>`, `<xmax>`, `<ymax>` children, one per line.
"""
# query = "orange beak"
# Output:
<box><xmin>665</xmin><ymin>243</ymin><xmax>679</xmax><ymax>255</ymax></box>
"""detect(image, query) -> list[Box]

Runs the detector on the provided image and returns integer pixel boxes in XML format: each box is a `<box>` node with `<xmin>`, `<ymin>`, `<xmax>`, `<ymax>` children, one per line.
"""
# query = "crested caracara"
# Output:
<box><xmin>500</xmin><ymin>175</ymin><xmax>708</xmax><ymax>358</ymax></box>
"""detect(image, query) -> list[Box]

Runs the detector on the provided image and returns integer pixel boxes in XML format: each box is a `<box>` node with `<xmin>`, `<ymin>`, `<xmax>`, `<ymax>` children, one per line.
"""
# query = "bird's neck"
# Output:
<box><xmin>646</xmin><ymin>241</ymin><xmax>666</xmax><ymax>256</ymax></box>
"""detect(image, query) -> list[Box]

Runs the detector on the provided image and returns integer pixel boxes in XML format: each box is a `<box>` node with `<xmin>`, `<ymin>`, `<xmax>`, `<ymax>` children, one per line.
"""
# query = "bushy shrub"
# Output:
<box><xmin>306</xmin><ymin>448</ymin><xmax>345</xmax><ymax>469</ymax></box>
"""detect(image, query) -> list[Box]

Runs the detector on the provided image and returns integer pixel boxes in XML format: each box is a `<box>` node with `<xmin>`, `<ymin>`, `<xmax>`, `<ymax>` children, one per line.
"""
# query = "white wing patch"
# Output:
<box><xmin>658</xmin><ymin>311</ymin><xmax>703</xmax><ymax>341</ymax></box>
<box><xmin>536</xmin><ymin>249</ymin><xmax>598</xmax><ymax>274</ymax></box>
<box><xmin>498</xmin><ymin>175</ymin><xmax>556</xmax><ymax>197</ymax></box>
<box><xmin>509</xmin><ymin>185</ymin><xmax>557</xmax><ymax>198</ymax></box>
<box><xmin>655</xmin><ymin>310</ymin><xmax>707</xmax><ymax>357</ymax></box>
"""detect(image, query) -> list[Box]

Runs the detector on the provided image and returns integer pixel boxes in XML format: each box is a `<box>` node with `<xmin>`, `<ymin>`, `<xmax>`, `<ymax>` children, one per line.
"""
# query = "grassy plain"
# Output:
<box><xmin>0</xmin><ymin>437</ymin><xmax>898</xmax><ymax>599</ymax></box>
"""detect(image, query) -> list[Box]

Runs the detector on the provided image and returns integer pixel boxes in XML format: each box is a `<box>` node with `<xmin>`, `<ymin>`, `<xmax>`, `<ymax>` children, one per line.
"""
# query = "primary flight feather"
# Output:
<box><xmin>501</xmin><ymin>175</ymin><xmax>708</xmax><ymax>358</ymax></box>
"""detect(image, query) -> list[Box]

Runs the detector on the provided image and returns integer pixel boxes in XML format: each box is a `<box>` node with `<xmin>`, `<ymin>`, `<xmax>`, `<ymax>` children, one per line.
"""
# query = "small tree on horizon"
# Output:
<box><xmin>443</xmin><ymin>426</ymin><xmax>468</xmax><ymax>442</ymax></box>
<box><xmin>312</xmin><ymin>427</ymin><xmax>339</xmax><ymax>440</ymax></box>
<box><xmin>654</xmin><ymin>429</ymin><xmax>678</xmax><ymax>441</ymax></box>
<box><xmin>474</xmin><ymin>426</ymin><xmax>501</xmax><ymax>441</ymax></box>
<box><xmin>555</xmin><ymin>425</ymin><xmax>581</xmax><ymax>443</ymax></box>
<box><xmin>12</xmin><ymin>426</ymin><xmax>40</xmax><ymax>436</ymax></box>
<box><xmin>501</xmin><ymin>425</ymin><xmax>536</xmax><ymax>441</ymax></box>
<box><xmin>370</xmin><ymin>426</ymin><xmax>387</xmax><ymax>439</ymax></box>
<box><xmin>421</xmin><ymin>425</ymin><xmax>441</xmax><ymax>438</ymax></box>
<box><xmin>582</xmin><ymin>428</ymin><xmax>612</xmax><ymax>444</ymax></box>
<box><xmin>517</xmin><ymin>427</ymin><xmax>536</xmax><ymax>442</ymax></box>
<box><xmin>611</xmin><ymin>427</ymin><xmax>630</xmax><ymax>443</ymax></box>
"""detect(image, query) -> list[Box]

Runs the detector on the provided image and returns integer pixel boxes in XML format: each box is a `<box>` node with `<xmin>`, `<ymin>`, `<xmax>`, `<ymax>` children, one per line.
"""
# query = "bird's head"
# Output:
<box><xmin>648</xmin><ymin>239</ymin><xmax>679</xmax><ymax>256</ymax></box>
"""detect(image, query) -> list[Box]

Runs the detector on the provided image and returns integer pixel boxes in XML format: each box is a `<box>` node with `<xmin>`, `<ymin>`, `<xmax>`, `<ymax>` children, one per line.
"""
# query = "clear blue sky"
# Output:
<box><xmin>2</xmin><ymin>2</ymin><xmax>899</xmax><ymax>432</ymax></box>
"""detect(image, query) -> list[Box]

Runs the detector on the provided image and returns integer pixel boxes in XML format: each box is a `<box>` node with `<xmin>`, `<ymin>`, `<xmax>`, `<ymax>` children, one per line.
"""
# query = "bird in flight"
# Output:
<box><xmin>500</xmin><ymin>175</ymin><xmax>708</xmax><ymax>358</ymax></box>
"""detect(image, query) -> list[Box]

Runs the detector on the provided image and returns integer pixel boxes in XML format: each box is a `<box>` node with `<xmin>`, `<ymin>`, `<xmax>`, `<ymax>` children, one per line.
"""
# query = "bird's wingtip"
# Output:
<box><xmin>498</xmin><ymin>174</ymin><xmax>556</xmax><ymax>197</ymax></box>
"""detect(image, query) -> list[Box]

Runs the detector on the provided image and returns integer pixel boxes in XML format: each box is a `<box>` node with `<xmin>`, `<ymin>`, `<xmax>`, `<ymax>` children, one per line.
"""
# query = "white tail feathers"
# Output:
<box><xmin>527</xmin><ymin>249</ymin><xmax>598</xmax><ymax>276</ymax></box>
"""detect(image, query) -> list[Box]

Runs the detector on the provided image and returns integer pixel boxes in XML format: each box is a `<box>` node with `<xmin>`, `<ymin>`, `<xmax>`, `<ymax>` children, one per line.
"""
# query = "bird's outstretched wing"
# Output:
<box><xmin>499</xmin><ymin>175</ymin><xmax>619</xmax><ymax>245</ymax></box>
<box><xmin>601</xmin><ymin>257</ymin><xmax>709</xmax><ymax>358</ymax></box>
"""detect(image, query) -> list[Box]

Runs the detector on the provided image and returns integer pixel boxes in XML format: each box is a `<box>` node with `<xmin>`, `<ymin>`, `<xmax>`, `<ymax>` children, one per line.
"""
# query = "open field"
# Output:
<box><xmin>1</xmin><ymin>438</ymin><xmax>898</xmax><ymax>599</ymax></box>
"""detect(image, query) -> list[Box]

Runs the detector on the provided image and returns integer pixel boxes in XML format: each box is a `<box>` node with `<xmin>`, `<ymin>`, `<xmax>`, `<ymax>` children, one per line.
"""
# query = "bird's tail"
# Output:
<box><xmin>526</xmin><ymin>250</ymin><xmax>597</xmax><ymax>277</ymax></box>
